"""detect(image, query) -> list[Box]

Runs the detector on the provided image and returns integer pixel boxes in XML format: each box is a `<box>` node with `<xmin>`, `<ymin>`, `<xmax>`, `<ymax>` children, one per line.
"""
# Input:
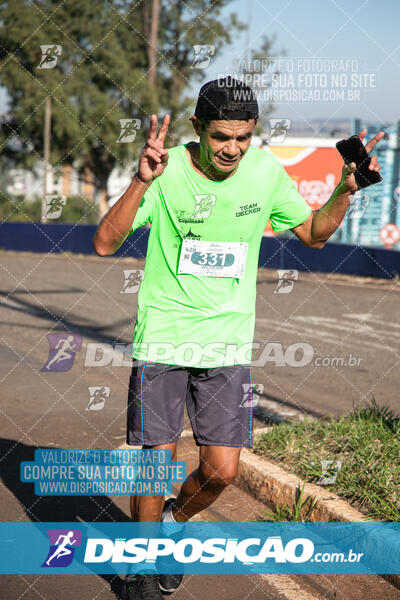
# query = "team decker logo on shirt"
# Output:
<box><xmin>236</xmin><ymin>202</ymin><xmax>261</xmax><ymax>217</ymax></box>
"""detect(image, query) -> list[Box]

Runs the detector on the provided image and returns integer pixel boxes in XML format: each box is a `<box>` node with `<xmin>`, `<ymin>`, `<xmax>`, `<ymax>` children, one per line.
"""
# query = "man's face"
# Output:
<box><xmin>197</xmin><ymin>119</ymin><xmax>256</xmax><ymax>173</ymax></box>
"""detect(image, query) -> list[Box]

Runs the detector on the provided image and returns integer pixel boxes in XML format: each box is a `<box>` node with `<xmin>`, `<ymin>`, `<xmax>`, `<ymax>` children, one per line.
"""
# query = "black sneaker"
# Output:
<box><xmin>158</xmin><ymin>573</ymin><xmax>183</xmax><ymax>596</ymax></box>
<box><xmin>161</xmin><ymin>497</ymin><xmax>176</xmax><ymax>522</ymax></box>
<box><xmin>122</xmin><ymin>574</ymin><xmax>164</xmax><ymax>600</ymax></box>
<box><xmin>159</xmin><ymin>498</ymin><xmax>183</xmax><ymax>595</ymax></box>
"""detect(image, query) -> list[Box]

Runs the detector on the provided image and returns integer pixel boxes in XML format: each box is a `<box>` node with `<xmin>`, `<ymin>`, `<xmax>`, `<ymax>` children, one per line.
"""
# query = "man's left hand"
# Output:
<box><xmin>340</xmin><ymin>128</ymin><xmax>385</xmax><ymax>194</ymax></box>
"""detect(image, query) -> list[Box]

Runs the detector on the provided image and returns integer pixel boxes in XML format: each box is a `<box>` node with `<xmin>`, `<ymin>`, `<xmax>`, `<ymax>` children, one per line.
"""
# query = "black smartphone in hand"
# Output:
<box><xmin>336</xmin><ymin>135</ymin><xmax>382</xmax><ymax>188</ymax></box>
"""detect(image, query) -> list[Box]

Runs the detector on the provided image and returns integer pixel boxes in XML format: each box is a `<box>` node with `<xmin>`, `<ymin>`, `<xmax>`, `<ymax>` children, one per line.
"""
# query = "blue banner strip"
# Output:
<box><xmin>0</xmin><ymin>522</ymin><xmax>399</xmax><ymax>575</ymax></box>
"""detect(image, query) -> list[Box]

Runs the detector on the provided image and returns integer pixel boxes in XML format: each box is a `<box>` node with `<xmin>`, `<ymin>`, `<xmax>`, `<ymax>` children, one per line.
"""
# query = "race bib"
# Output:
<box><xmin>178</xmin><ymin>239</ymin><xmax>248</xmax><ymax>279</ymax></box>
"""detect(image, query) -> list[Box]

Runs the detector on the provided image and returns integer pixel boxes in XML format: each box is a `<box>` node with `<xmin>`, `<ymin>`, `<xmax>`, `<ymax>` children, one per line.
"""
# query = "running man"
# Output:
<box><xmin>39</xmin><ymin>44</ymin><xmax>60</xmax><ymax>68</ymax></box>
<box><xmin>45</xmin><ymin>531</ymin><xmax>76</xmax><ymax>566</ymax></box>
<box><xmin>93</xmin><ymin>77</ymin><xmax>383</xmax><ymax>599</ymax></box>
<box><xmin>87</xmin><ymin>386</ymin><xmax>108</xmax><ymax>410</ymax></box>
<box><xmin>118</xmin><ymin>120</ymin><xmax>140</xmax><ymax>143</ymax></box>
<box><xmin>121</xmin><ymin>270</ymin><xmax>144</xmax><ymax>293</ymax></box>
<box><xmin>45</xmin><ymin>195</ymin><xmax>65</xmax><ymax>219</ymax></box>
<box><xmin>45</xmin><ymin>334</ymin><xmax>77</xmax><ymax>371</ymax></box>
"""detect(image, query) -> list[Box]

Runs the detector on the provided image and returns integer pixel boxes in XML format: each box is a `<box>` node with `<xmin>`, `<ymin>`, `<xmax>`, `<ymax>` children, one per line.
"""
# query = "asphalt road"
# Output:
<box><xmin>0</xmin><ymin>250</ymin><xmax>399</xmax><ymax>600</ymax></box>
<box><xmin>1</xmin><ymin>250</ymin><xmax>399</xmax><ymax>425</ymax></box>
<box><xmin>254</xmin><ymin>267</ymin><xmax>400</xmax><ymax>421</ymax></box>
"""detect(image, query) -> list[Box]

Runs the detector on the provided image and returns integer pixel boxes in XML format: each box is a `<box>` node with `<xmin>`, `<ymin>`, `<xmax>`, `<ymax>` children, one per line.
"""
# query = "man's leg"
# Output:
<box><xmin>166</xmin><ymin>364</ymin><xmax>252</xmax><ymax>522</ymax></box>
<box><xmin>157</xmin><ymin>445</ymin><xmax>240</xmax><ymax>595</ymax></box>
<box><xmin>126</xmin><ymin>361</ymin><xmax>189</xmax><ymax>521</ymax></box>
<box><xmin>130</xmin><ymin>442</ymin><xmax>177</xmax><ymax>522</ymax></box>
<box><xmin>124</xmin><ymin>363</ymin><xmax>188</xmax><ymax>597</ymax></box>
<box><xmin>168</xmin><ymin>444</ymin><xmax>241</xmax><ymax>522</ymax></box>
<box><xmin>125</xmin><ymin>443</ymin><xmax>179</xmax><ymax>599</ymax></box>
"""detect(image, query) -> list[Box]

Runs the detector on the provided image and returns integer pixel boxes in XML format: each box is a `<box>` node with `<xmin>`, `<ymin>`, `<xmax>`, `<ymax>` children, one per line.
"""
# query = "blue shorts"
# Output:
<box><xmin>126</xmin><ymin>361</ymin><xmax>253</xmax><ymax>448</ymax></box>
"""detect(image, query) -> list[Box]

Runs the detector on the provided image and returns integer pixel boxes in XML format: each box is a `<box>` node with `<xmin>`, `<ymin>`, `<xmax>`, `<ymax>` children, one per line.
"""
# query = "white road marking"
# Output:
<box><xmin>260</xmin><ymin>574</ymin><xmax>322</xmax><ymax>600</ymax></box>
<box><xmin>343</xmin><ymin>312</ymin><xmax>400</xmax><ymax>328</ymax></box>
<box><xmin>256</xmin><ymin>313</ymin><xmax>400</xmax><ymax>353</ymax></box>
<box><xmin>257</xmin><ymin>398</ymin><xmax>299</xmax><ymax>418</ymax></box>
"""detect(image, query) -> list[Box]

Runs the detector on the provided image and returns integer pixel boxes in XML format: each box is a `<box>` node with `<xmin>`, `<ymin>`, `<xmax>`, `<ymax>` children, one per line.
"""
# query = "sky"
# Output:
<box><xmin>203</xmin><ymin>0</ymin><xmax>400</xmax><ymax>126</ymax></box>
<box><xmin>1</xmin><ymin>0</ymin><xmax>399</xmax><ymax>127</ymax></box>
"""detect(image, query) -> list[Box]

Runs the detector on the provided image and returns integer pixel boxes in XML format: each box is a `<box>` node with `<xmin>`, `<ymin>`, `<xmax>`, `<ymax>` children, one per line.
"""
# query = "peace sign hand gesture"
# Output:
<box><xmin>137</xmin><ymin>114</ymin><xmax>170</xmax><ymax>183</ymax></box>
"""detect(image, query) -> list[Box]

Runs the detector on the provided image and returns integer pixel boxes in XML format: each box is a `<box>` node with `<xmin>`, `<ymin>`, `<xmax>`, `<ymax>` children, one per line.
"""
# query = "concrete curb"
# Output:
<box><xmin>236</xmin><ymin>444</ymin><xmax>400</xmax><ymax>590</ymax></box>
<box><xmin>237</xmin><ymin>447</ymin><xmax>367</xmax><ymax>522</ymax></box>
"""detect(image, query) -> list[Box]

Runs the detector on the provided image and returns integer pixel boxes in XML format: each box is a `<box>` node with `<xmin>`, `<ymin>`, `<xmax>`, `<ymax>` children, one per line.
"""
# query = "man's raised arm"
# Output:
<box><xmin>93</xmin><ymin>114</ymin><xmax>170</xmax><ymax>256</ymax></box>
<box><xmin>291</xmin><ymin>128</ymin><xmax>384</xmax><ymax>249</ymax></box>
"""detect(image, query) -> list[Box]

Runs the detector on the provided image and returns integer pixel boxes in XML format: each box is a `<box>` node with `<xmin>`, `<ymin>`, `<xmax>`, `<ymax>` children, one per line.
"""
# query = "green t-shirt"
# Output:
<box><xmin>127</xmin><ymin>144</ymin><xmax>311</xmax><ymax>367</ymax></box>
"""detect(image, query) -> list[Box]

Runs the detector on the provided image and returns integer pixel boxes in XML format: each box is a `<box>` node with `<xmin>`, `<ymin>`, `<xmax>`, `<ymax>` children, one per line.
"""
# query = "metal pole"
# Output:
<box><xmin>244</xmin><ymin>0</ymin><xmax>252</xmax><ymax>60</ymax></box>
<box><xmin>42</xmin><ymin>96</ymin><xmax>51</xmax><ymax>223</ymax></box>
<box><xmin>148</xmin><ymin>0</ymin><xmax>160</xmax><ymax>87</ymax></box>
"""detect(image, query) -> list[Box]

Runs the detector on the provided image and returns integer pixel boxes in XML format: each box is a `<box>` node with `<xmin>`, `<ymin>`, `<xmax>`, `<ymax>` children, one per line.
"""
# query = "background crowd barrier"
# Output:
<box><xmin>1</xmin><ymin>222</ymin><xmax>399</xmax><ymax>279</ymax></box>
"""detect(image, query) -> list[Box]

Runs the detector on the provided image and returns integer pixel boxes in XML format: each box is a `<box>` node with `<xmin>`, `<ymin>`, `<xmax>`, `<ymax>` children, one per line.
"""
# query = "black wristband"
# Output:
<box><xmin>134</xmin><ymin>172</ymin><xmax>152</xmax><ymax>184</ymax></box>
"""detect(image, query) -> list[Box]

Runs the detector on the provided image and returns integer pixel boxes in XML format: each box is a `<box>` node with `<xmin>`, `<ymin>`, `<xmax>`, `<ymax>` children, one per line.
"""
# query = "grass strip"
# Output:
<box><xmin>253</xmin><ymin>399</ymin><xmax>400</xmax><ymax>521</ymax></box>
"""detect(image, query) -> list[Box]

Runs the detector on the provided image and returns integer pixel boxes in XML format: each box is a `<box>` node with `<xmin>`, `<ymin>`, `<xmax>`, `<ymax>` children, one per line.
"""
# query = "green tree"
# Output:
<box><xmin>0</xmin><ymin>0</ymin><xmax>153</xmax><ymax>218</ymax></box>
<box><xmin>156</xmin><ymin>1</ymin><xmax>283</xmax><ymax>143</ymax></box>
<box><xmin>0</xmin><ymin>0</ymin><xmax>280</xmax><ymax>221</ymax></box>
<box><xmin>157</xmin><ymin>0</ymin><xmax>246</xmax><ymax>144</ymax></box>
<box><xmin>0</xmin><ymin>193</ymin><xmax>41</xmax><ymax>222</ymax></box>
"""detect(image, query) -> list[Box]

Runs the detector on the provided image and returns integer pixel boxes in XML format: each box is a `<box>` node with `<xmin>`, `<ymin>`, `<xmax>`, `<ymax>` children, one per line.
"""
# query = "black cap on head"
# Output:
<box><xmin>194</xmin><ymin>77</ymin><xmax>259</xmax><ymax>121</ymax></box>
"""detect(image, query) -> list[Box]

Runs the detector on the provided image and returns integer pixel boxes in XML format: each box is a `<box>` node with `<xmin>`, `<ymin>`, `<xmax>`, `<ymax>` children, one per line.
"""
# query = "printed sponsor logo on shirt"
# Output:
<box><xmin>236</xmin><ymin>202</ymin><xmax>261</xmax><ymax>217</ymax></box>
<box><xmin>175</xmin><ymin>194</ymin><xmax>216</xmax><ymax>223</ymax></box>
<box><xmin>175</xmin><ymin>209</ymin><xmax>205</xmax><ymax>224</ymax></box>
<box><xmin>178</xmin><ymin>228</ymin><xmax>202</xmax><ymax>240</ymax></box>
<box><xmin>176</xmin><ymin>213</ymin><xmax>205</xmax><ymax>224</ymax></box>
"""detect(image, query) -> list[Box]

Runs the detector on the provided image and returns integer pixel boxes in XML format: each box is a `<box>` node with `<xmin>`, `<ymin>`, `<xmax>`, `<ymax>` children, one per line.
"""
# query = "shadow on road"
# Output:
<box><xmin>0</xmin><ymin>436</ymin><xmax>131</xmax><ymax>598</ymax></box>
<box><xmin>0</xmin><ymin>289</ymin><xmax>134</xmax><ymax>346</ymax></box>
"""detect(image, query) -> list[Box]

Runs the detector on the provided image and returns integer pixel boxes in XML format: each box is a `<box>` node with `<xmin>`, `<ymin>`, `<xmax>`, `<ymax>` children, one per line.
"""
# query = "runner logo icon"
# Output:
<box><xmin>121</xmin><ymin>269</ymin><xmax>145</xmax><ymax>293</ymax></box>
<box><xmin>86</xmin><ymin>386</ymin><xmax>110</xmax><ymax>410</ymax></box>
<box><xmin>42</xmin><ymin>529</ymin><xmax>82</xmax><ymax>567</ymax></box>
<box><xmin>348</xmin><ymin>193</ymin><xmax>369</xmax><ymax>219</ymax></box>
<box><xmin>41</xmin><ymin>333</ymin><xmax>82</xmax><ymax>372</ymax></box>
<box><xmin>192</xmin><ymin>194</ymin><xmax>216</xmax><ymax>220</ymax></box>
<box><xmin>116</xmin><ymin>119</ymin><xmax>141</xmax><ymax>143</ymax></box>
<box><xmin>268</xmin><ymin>118</ymin><xmax>291</xmax><ymax>143</ymax></box>
<box><xmin>45</xmin><ymin>195</ymin><xmax>67</xmax><ymax>219</ymax></box>
<box><xmin>240</xmin><ymin>383</ymin><xmax>264</xmax><ymax>407</ymax></box>
<box><xmin>37</xmin><ymin>45</ymin><xmax>62</xmax><ymax>69</ymax></box>
<box><xmin>274</xmin><ymin>270</ymin><xmax>299</xmax><ymax>294</ymax></box>
<box><xmin>191</xmin><ymin>45</ymin><xmax>215</xmax><ymax>69</ymax></box>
